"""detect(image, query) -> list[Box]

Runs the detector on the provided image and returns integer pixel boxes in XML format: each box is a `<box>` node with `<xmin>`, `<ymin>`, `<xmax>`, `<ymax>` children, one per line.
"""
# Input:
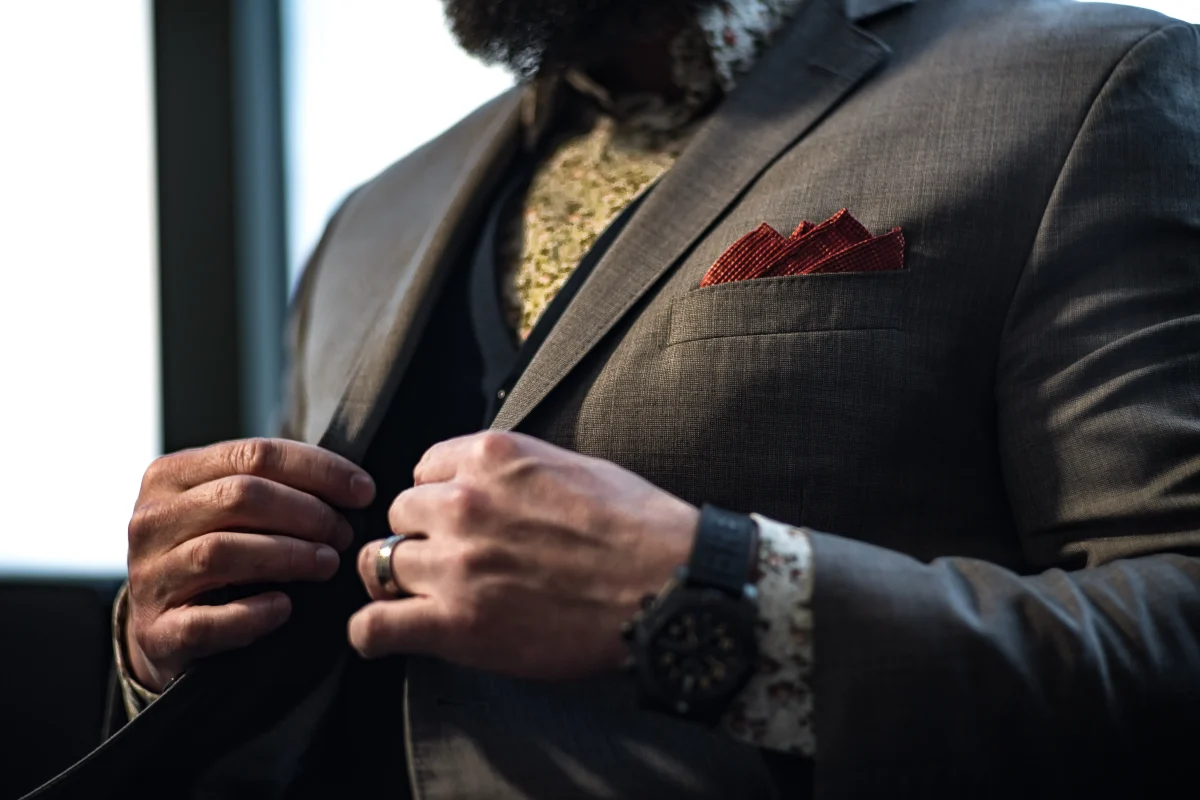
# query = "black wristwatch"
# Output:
<box><xmin>622</xmin><ymin>504</ymin><xmax>760</xmax><ymax>723</ymax></box>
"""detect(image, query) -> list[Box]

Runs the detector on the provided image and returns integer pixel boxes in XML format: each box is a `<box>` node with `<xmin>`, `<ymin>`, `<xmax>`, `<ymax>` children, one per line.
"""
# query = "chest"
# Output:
<box><xmin>518</xmin><ymin>85</ymin><xmax>1063</xmax><ymax>565</ymax></box>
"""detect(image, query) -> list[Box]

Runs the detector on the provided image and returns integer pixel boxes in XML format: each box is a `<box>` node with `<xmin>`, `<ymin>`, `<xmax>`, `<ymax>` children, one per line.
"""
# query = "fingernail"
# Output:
<box><xmin>268</xmin><ymin>594</ymin><xmax>290</xmax><ymax>615</ymax></box>
<box><xmin>351</xmin><ymin>473</ymin><xmax>376</xmax><ymax>504</ymax></box>
<box><xmin>315</xmin><ymin>545</ymin><xmax>340</xmax><ymax>574</ymax></box>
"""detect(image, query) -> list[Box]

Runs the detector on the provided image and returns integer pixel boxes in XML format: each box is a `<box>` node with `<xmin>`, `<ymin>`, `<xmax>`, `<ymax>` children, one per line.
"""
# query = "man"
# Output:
<box><xmin>29</xmin><ymin>0</ymin><xmax>1200</xmax><ymax>797</ymax></box>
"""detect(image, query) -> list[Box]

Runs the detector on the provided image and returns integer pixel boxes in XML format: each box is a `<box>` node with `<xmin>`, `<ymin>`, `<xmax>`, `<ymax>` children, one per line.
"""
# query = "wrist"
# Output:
<box><xmin>621</xmin><ymin>496</ymin><xmax>698</xmax><ymax>602</ymax></box>
<box><xmin>622</xmin><ymin>504</ymin><xmax>761</xmax><ymax>722</ymax></box>
<box><xmin>643</xmin><ymin>500</ymin><xmax>699</xmax><ymax>588</ymax></box>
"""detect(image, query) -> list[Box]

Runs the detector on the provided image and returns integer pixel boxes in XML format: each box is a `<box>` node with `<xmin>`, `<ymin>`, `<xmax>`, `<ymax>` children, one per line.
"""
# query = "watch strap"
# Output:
<box><xmin>687</xmin><ymin>504</ymin><xmax>759</xmax><ymax>596</ymax></box>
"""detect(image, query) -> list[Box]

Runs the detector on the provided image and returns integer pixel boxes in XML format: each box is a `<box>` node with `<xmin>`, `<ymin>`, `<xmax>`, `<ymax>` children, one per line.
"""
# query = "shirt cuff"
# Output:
<box><xmin>112</xmin><ymin>583</ymin><xmax>161</xmax><ymax>720</ymax></box>
<box><xmin>720</xmin><ymin>514</ymin><xmax>816</xmax><ymax>756</ymax></box>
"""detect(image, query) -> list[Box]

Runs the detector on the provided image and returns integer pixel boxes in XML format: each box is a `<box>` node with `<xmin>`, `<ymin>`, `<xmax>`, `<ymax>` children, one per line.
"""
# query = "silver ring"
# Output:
<box><xmin>376</xmin><ymin>534</ymin><xmax>418</xmax><ymax>597</ymax></box>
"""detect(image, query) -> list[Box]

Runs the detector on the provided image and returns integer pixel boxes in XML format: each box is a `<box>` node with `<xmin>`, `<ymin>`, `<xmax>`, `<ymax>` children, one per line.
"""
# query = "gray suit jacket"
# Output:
<box><xmin>29</xmin><ymin>0</ymin><xmax>1200</xmax><ymax>798</ymax></box>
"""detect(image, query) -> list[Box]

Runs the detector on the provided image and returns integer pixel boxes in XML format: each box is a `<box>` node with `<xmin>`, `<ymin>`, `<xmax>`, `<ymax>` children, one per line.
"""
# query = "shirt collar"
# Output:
<box><xmin>696</xmin><ymin>0</ymin><xmax>917</xmax><ymax>90</ymax></box>
<box><xmin>696</xmin><ymin>0</ymin><xmax>810</xmax><ymax>91</ymax></box>
<box><xmin>698</xmin><ymin>0</ymin><xmax>918</xmax><ymax>90</ymax></box>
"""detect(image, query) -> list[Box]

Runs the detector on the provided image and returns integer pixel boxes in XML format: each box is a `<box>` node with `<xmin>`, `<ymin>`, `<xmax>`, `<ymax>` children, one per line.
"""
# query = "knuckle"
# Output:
<box><xmin>140</xmin><ymin>453</ymin><xmax>175</xmax><ymax>489</ymax></box>
<box><xmin>443</xmin><ymin>485</ymin><xmax>485</xmax><ymax>527</ymax></box>
<box><xmin>128</xmin><ymin>564</ymin><xmax>169</xmax><ymax>610</ymax></box>
<box><xmin>472</xmin><ymin>431</ymin><xmax>518</xmax><ymax>467</ymax></box>
<box><xmin>127</xmin><ymin>503</ymin><xmax>162</xmax><ymax>546</ymax></box>
<box><xmin>188</xmin><ymin>533</ymin><xmax>231</xmax><ymax>576</ymax></box>
<box><xmin>126</xmin><ymin>560</ymin><xmax>155</xmax><ymax>595</ymax></box>
<box><xmin>212</xmin><ymin>474</ymin><xmax>261</xmax><ymax>515</ymax></box>
<box><xmin>386</xmin><ymin>495</ymin><xmax>403</xmax><ymax>530</ymax></box>
<box><xmin>232</xmin><ymin>438</ymin><xmax>277</xmax><ymax>476</ymax></box>
<box><xmin>387</xmin><ymin>491</ymin><xmax>415</xmax><ymax>531</ymax></box>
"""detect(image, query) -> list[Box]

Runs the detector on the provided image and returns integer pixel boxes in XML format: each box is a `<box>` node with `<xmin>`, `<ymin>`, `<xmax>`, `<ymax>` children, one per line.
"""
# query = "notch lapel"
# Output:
<box><xmin>491</xmin><ymin>0</ymin><xmax>891</xmax><ymax>432</ymax></box>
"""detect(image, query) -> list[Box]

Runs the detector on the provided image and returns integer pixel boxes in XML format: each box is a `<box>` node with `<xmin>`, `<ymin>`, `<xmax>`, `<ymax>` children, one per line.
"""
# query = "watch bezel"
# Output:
<box><xmin>630</xmin><ymin>571</ymin><xmax>759</xmax><ymax>723</ymax></box>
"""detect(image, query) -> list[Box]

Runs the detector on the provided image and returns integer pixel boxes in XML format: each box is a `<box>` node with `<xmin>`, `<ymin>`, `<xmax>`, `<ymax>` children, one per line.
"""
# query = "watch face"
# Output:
<box><xmin>645</xmin><ymin>595</ymin><xmax>756</xmax><ymax>710</ymax></box>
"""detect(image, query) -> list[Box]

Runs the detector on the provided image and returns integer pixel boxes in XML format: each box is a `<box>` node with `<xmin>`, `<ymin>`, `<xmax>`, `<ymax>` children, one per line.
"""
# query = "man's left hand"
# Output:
<box><xmin>349</xmin><ymin>431</ymin><xmax>698</xmax><ymax>680</ymax></box>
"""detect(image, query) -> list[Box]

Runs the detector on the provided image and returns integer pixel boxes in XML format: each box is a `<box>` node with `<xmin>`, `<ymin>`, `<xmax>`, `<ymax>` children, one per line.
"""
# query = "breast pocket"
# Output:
<box><xmin>666</xmin><ymin>270</ymin><xmax>910</xmax><ymax>347</ymax></box>
<box><xmin>634</xmin><ymin>269</ymin><xmax>917</xmax><ymax>522</ymax></box>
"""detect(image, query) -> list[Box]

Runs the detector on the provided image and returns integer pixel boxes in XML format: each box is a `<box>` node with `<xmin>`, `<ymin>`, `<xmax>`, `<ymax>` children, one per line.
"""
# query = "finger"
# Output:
<box><xmin>348</xmin><ymin>597</ymin><xmax>446</xmax><ymax>659</ymax></box>
<box><xmin>150</xmin><ymin>532</ymin><xmax>340</xmax><ymax>606</ymax></box>
<box><xmin>150</xmin><ymin>439</ymin><xmax>375</xmax><ymax>508</ymax></box>
<box><xmin>414</xmin><ymin>431</ymin><xmax>525</xmax><ymax>486</ymax></box>
<box><xmin>131</xmin><ymin>476</ymin><xmax>354</xmax><ymax>557</ymax></box>
<box><xmin>141</xmin><ymin>592</ymin><xmax>292</xmax><ymax>667</ymax></box>
<box><xmin>187</xmin><ymin>476</ymin><xmax>354</xmax><ymax>550</ymax></box>
<box><xmin>356</xmin><ymin>535</ymin><xmax>437</xmax><ymax>600</ymax></box>
<box><xmin>386</xmin><ymin>482</ymin><xmax>479</xmax><ymax>538</ymax></box>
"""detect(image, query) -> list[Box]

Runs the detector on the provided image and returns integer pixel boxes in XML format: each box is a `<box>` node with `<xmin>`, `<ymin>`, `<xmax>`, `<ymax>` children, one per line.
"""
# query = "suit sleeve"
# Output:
<box><xmin>807</xmin><ymin>22</ymin><xmax>1200</xmax><ymax>794</ymax></box>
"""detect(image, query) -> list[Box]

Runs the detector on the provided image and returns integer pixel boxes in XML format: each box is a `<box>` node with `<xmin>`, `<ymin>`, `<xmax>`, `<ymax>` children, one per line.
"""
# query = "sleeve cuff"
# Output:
<box><xmin>111</xmin><ymin>583</ymin><xmax>161</xmax><ymax>719</ymax></box>
<box><xmin>720</xmin><ymin>514</ymin><xmax>816</xmax><ymax>756</ymax></box>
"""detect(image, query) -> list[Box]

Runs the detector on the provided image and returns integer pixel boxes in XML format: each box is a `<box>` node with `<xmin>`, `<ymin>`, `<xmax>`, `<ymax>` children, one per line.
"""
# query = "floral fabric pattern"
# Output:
<box><xmin>724</xmin><ymin>515</ymin><xmax>816</xmax><ymax>755</ymax></box>
<box><xmin>500</xmin><ymin>116</ymin><xmax>691</xmax><ymax>338</ymax></box>
<box><xmin>698</xmin><ymin>0</ymin><xmax>808</xmax><ymax>90</ymax></box>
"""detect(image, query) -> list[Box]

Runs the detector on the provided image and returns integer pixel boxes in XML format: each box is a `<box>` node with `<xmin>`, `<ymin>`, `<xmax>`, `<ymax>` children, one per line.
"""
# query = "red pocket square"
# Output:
<box><xmin>701</xmin><ymin>209</ymin><xmax>905</xmax><ymax>287</ymax></box>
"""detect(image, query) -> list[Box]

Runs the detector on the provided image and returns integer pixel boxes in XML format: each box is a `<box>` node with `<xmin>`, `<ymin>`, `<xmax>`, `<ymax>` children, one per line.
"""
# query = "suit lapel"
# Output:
<box><xmin>491</xmin><ymin>0</ymin><xmax>891</xmax><ymax>432</ymax></box>
<box><xmin>314</xmin><ymin>90</ymin><xmax>525</xmax><ymax>462</ymax></box>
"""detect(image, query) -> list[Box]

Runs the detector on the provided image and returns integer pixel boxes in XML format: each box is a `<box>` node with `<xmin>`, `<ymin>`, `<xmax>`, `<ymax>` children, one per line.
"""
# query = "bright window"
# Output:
<box><xmin>0</xmin><ymin>0</ymin><xmax>160</xmax><ymax>575</ymax></box>
<box><xmin>283</xmin><ymin>0</ymin><xmax>515</xmax><ymax>286</ymax></box>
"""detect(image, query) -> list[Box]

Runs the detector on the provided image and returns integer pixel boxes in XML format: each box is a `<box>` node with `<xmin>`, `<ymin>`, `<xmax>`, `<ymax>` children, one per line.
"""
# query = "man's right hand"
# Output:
<box><xmin>124</xmin><ymin>438</ymin><xmax>376</xmax><ymax>691</ymax></box>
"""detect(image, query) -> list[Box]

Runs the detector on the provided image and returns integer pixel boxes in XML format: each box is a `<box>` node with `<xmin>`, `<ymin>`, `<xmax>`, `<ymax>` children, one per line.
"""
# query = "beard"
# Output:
<box><xmin>442</xmin><ymin>0</ymin><xmax>703</xmax><ymax>78</ymax></box>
